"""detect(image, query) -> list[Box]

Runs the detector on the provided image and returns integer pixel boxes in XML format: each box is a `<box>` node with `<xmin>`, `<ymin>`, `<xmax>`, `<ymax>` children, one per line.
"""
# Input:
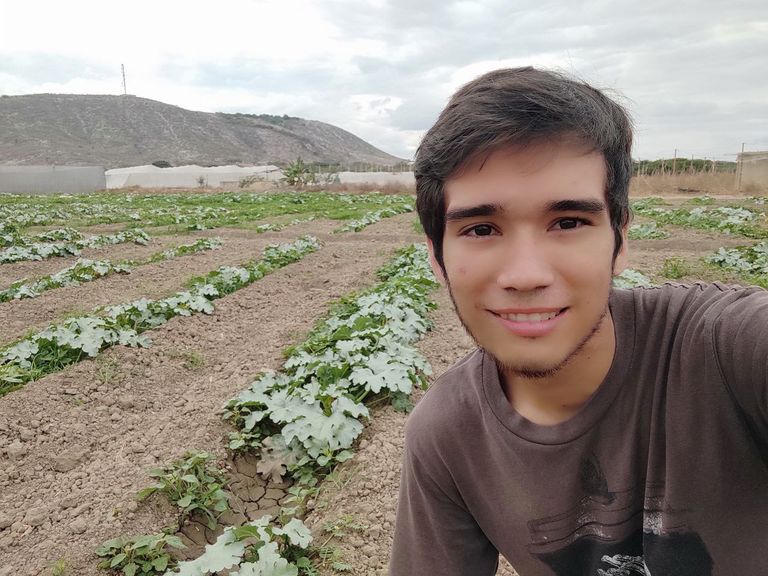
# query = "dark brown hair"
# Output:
<box><xmin>415</xmin><ymin>67</ymin><xmax>633</xmax><ymax>270</ymax></box>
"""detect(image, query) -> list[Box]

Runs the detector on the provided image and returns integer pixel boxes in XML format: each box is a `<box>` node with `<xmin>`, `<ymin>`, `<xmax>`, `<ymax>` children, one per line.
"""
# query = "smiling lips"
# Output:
<box><xmin>490</xmin><ymin>307</ymin><xmax>568</xmax><ymax>337</ymax></box>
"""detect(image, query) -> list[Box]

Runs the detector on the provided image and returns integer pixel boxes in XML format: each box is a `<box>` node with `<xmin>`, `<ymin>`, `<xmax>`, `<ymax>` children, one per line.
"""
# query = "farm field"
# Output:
<box><xmin>0</xmin><ymin>188</ymin><xmax>767</xmax><ymax>576</ymax></box>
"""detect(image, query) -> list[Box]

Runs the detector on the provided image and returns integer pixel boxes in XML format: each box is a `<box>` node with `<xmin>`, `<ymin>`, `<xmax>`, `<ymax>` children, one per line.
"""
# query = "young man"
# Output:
<box><xmin>390</xmin><ymin>68</ymin><xmax>768</xmax><ymax>576</ymax></box>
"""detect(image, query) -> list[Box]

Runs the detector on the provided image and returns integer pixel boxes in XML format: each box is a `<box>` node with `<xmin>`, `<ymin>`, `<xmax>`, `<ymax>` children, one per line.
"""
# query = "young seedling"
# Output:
<box><xmin>95</xmin><ymin>532</ymin><xmax>185</xmax><ymax>576</ymax></box>
<box><xmin>137</xmin><ymin>450</ymin><xmax>230</xmax><ymax>530</ymax></box>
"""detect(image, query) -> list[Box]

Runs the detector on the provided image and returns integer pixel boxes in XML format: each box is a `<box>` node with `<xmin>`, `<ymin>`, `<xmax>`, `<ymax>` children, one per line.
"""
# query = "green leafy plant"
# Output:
<box><xmin>0</xmin><ymin>259</ymin><xmax>132</xmax><ymax>302</ymax></box>
<box><xmin>0</xmin><ymin>229</ymin><xmax>150</xmax><ymax>264</ymax></box>
<box><xmin>631</xmin><ymin>202</ymin><xmax>768</xmax><ymax>239</ymax></box>
<box><xmin>224</xmin><ymin>244</ymin><xmax>437</xmax><ymax>486</ymax></box>
<box><xmin>332</xmin><ymin>204</ymin><xmax>414</xmax><ymax>233</ymax></box>
<box><xmin>95</xmin><ymin>532</ymin><xmax>185</xmax><ymax>576</ymax></box>
<box><xmin>137</xmin><ymin>450</ymin><xmax>230</xmax><ymax>529</ymax></box>
<box><xmin>0</xmin><ymin>227</ymin><xmax>83</xmax><ymax>248</ymax></box>
<box><xmin>613</xmin><ymin>269</ymin><xmax>654</xmax><ymax>288</ymax></box>
<box><xmin>707</xmin><ymin>241</ymin><xmax>768</xmax><ymax>287</ymax></box>
<box><xmin>165</xmin><ymin>516</ymin><xmax>313</xmax><ymax>576</ymax></box>
<box><xmin>627</xmin><ymin>222</ymin><xmax>669</xmax><ymax>240</ymax></box>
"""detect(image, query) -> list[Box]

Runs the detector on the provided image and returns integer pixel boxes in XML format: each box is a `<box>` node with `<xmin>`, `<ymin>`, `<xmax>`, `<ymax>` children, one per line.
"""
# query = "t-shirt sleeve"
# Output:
<box><xmin>389</xmin><ymin>420</ymin><xmax>499</xmax><ymax>576</ymax></box>
<box><xmin>713</xmin><ymin>288</ymin><xmax>768</xmax><ymax>442</ymax></box>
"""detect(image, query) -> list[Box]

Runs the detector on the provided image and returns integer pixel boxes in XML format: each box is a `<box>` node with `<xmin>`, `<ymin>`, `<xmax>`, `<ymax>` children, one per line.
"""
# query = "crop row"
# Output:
<box><xmin>0</xmin><ymin>229</ymin><xmax>150</xmax><ymax>264</ymax></box>
<box><xmin>631</xmin><ymin>199</ymin><xmax>768</xmax><ymax>239</ymax></box>
<box><xmin>707</xmin><ymin>241</ymin><xmax>768</xmax><ymax>287</ymax></box>
<box><xmin>332</xmin><ymin>205</ymin><xmax>414</xmax><ymax>232</ymax></box>
<box><xmin>224</xmin><ymin>244</ymin><xmax>436</xmax><ymax>483</ymax></box>
<box><xmin>0</xmin><ymin>238</ymin><xmax>222</xmax><ymax>302</ymax></box>
<box><xmin>0</xmin><ymin>227</ymin><xmax>84</xmax><ymax>248</ymax></box>
<box><xmin>0</xmin><ymin>237</ymin><xmax>320</xmax><ymax>395</ymax></box>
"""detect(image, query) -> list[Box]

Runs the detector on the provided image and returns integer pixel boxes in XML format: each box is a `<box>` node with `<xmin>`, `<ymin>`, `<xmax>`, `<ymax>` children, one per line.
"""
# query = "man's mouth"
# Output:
<box><xmin>491</xmin><ymin>308</ymin><xmax>568</xmax><ymax>323</ymax></box>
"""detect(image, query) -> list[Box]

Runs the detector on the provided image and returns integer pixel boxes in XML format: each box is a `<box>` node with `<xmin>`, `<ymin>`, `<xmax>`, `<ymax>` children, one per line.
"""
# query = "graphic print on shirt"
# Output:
<box><xmin>525</xmin><ymin>456</ymin><xmax>713</xmax><ymax>576</ymax></box>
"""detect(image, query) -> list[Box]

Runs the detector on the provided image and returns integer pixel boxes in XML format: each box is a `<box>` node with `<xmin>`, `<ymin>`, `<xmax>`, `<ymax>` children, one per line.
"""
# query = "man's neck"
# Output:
<box><xmin>500</xmin><ymin>311</ymin><xmax>617</xmax><ymax>426</ymax></box>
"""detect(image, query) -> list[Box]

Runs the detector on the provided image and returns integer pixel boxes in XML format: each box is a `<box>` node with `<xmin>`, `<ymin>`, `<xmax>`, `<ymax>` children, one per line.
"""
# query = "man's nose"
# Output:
<box><xmin>495</xmin><ymin>234</ymin><xmax>555</xmax><ymax>292</ymax></box>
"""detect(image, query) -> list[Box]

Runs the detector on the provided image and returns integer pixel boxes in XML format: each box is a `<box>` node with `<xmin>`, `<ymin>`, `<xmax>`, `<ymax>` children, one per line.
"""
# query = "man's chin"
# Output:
<box><xmin>488</xmin><ymin>350</ymin><xmax>571</xmax><ymax>380</ymax></box>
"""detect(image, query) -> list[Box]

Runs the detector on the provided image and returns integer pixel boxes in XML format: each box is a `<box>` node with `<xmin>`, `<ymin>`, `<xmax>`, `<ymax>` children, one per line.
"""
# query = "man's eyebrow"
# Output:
<box><xmin>545</xmin><ymin>199</ymin><xmax>606</xmax><ymax>213</ymax></box>
<box><xmin>445</xmin><ymin>203</ymin><xmax>503</xmax><ymax>222</ymax></box>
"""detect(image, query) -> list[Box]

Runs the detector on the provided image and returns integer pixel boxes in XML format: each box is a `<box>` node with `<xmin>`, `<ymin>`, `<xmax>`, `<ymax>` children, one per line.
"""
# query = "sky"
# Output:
<box><xmin>1</xmin><ymin>0</ymin><xmax>766</xmax><ymax>161</ymax></box>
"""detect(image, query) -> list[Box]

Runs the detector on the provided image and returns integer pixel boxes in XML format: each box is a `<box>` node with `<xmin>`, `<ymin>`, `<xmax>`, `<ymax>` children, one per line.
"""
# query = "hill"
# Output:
<box><xmin>0</xmin><ymin>94</ymin><xmax>405</xmax><ymax>169</ymax></box>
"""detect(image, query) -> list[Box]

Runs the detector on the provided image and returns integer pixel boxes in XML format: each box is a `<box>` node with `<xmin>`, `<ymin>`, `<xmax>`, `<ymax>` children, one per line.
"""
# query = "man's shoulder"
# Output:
<box><xmin>405</xmin><ymin>348</ymin><xmax>486</xmax><ymax>451</ymax></box>
<box><xmin>617</xmin><ymin>281</ymin><xmax>767</xmax><ymax>327</ymax></box>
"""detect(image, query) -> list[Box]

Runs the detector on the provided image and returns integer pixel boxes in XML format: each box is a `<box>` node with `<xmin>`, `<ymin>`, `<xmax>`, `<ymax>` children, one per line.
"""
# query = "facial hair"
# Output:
<box><xmin>445</xmin><ymin>278</ymin><xmax>612</xmax><ymax>380</ymax></box>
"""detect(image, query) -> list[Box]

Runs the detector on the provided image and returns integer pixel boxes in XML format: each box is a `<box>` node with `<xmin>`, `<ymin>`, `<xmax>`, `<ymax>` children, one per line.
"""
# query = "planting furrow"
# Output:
<box><xmin>88</xmin><ymin>241</ymin><xmax>436</xmax><ymax>576</ymax></box>
<box><xmin>0</xmin><ymin>237</ymin><xmax>321</xmax><ymax>394</ymax></box>
<box><xmin>0</xmin><ymin>234</ymin><xmax>196</xmax><ymax>289</ymax></box>
<box><xmin>0</xmin><ymin>231</ymin><xmax>405</xmax><ymax>576</ymax></box>
<box><xmin>0</xmin><ymin>236</ymin><xmax>269</xmax><ymax>346</ymax></box>
<box><xmin>0</xmin><ymin>239</ymin><xmax>222</xmax><ymax>304</ymax></box>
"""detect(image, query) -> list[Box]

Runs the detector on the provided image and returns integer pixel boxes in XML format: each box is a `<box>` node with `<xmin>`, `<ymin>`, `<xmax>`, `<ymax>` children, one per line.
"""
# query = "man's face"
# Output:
<box><xmin>429</xmin><ymin>144</ymin><xmax>628</xmax><ymax>378</ymax></box>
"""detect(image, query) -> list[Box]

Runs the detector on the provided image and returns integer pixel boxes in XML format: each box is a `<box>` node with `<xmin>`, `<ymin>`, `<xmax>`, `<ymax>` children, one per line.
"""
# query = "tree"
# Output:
<box><xmin>281</xmin><ymin>157</ymin><xmax>317</xmax><ymax>188</ymax></box>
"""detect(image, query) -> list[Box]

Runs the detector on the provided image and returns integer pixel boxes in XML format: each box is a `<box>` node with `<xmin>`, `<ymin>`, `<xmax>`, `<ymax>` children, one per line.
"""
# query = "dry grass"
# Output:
<box><xmin>629</xmin><ymin>172</ymin><xmax>765</xmax><ymax>197</ymax></box>
<box><xmin>319</xmin><ymin>181</ymin><xmax>416</xmax><ymax>195</ymax></box>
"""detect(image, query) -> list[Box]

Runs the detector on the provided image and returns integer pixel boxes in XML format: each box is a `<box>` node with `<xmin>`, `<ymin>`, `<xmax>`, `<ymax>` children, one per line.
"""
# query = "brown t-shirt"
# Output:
<box><xmin>390</xmin><ymin>283</ymin><xmax>768</xmax><ymax>576</ymax></box>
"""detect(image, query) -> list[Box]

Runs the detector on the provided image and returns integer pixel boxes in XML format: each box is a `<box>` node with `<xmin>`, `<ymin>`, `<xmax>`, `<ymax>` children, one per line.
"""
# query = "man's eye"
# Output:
<box><xmin>555</xmin><ymin>218</ymin><xmax>587</xmax><ymax>230</ymax></box>
<box><xmin>466</xmin><ymin>224</ymin><xmax>495</xmax><ymax>236</ymax></box>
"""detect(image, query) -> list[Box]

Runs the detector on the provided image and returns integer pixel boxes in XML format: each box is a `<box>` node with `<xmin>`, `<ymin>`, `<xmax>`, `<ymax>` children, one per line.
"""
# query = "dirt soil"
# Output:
<box><xmin>0</xmin><ymin>203</ymin><xmax>761</xmax><ymax>576</ymax></box>
<box><xmin>0</xmin><ymin>213</ymin><xmax>422</xmax><ymax>576</ymax></box>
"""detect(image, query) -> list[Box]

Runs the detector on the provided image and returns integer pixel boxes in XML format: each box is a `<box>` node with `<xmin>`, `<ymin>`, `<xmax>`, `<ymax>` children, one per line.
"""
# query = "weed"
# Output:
<box><xmin>662</xmin><ymin>257</ymin><xmax>691</xmax><ymax>279</ymax></box>
<box><xmin>50</xmin><ymin>559</ymin><xmax>68</xmax><ymax>576</ymax></box>
<box><xmin>313</xmin><ymin>545</ymin><xmax>352</xmax><ymax>573</ymax></box>
<box><xmin>95</xmin><ymin>356</ymin><xmax>122</xmax><ymax>386</ymax></box>
<box><xmin>300</xmin><ymin>515</ymin><xmax>365</xmax><ymax>574</ymax></box>
<box><xmin>687</xmin><ymin>195</ymin><xmax>715</xmax><ymax>205</ymax></box>
<box><xmin>166</xmin><ymin>347</ymin><xmax>205</xmax><ymax>371</ymax></box>
<box><xmin>322</xmin><ymin>514</ymin><xmax>365</xmax><ymax>540</ymax></box>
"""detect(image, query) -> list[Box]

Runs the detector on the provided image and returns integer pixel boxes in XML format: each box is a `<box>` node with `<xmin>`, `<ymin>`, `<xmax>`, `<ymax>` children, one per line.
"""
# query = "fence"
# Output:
<box><xmin>0</xmin><ymin>166</ymin><xmax>106</xmax><ymax>195</ymax></box>
<box><xmin>736</xmin><ymin>151</ymin><xmax>768</xmax><ymax>193</ymax></box>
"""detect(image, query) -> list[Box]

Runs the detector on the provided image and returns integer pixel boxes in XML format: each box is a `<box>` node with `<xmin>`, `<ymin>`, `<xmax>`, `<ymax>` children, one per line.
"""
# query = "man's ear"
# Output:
<box><xmin>612</xmin><ymin>223</ymin><xmax>630</xmax><ymax>277</ymax></box>
<box><xmin>426</xmin><ymin>238</ymin><xmax>447</xmax><ymax>286</ymax></box>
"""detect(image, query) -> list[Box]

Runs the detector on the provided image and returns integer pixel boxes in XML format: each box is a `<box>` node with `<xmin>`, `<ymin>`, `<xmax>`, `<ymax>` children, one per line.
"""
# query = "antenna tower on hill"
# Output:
<box><xmin>121</xmin><ymin>64</ymin><xmax>127</xmax><ymax>95</ymax></box>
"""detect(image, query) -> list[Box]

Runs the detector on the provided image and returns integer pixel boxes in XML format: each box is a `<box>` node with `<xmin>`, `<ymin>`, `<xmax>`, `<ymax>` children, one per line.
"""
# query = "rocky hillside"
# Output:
<box><xmin>0</xmin><ymin>94</ymin><xmax>405</xmax><ymax>169</ymax></box>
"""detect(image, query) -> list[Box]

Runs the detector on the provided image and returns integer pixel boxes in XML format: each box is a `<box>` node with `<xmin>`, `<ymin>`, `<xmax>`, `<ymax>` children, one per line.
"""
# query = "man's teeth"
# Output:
<box><xmin>500</xmin><ymin>310</ymin><xmax>560</xmax><ymax>322</ymax></box>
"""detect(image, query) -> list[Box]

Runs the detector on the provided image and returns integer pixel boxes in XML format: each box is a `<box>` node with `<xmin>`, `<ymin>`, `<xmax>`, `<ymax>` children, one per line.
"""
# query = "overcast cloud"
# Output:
<box><xmin>1</xmin><ymin>0</ymin><xmax>766</xmax><ymax>160</ymax></box>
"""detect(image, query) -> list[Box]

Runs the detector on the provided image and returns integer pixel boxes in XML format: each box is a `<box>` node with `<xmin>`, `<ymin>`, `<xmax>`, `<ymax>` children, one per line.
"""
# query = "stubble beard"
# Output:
<box><xmin>445</xmin><ymin>280</ymin><xmax>611</xmax><ymax>380</ymax></box>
